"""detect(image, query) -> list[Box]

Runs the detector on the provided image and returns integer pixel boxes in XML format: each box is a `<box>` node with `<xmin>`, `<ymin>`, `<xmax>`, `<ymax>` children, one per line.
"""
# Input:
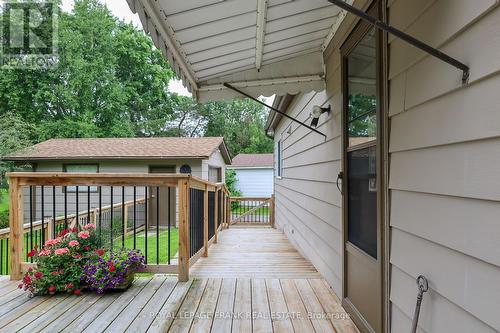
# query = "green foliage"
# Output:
<box><xmin>347</xmin><ymin>93</ymin><xmax>377</xmax><ymax>138</ymax></box>
<box><xmin>0</xmin><ymin>0</ymin><xmax>174</xmax><ymax>140</ymax></box>
<box><xmin>203</xmin><ymin>99</ymin><xmax>273</xmax><ymax>156</ymax></box>
<box><xmin>0</xmin><ymin>113</ymin><xmax>35</xmax><ymax>187</ymax></box>
<box><xmin>225</xmin><ymin>169</ymin><xmax>241</xmax><ymax>197</ymax></box>
<box><xmin>0</xmin><ymin>0</ymin><xmax>272</xmax><ymax>161</ymax></box>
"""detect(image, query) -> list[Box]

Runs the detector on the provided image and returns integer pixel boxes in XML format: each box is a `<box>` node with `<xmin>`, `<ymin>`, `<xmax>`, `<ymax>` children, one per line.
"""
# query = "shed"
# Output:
<box><xmin>227</xmin><ymin>154</ymin><xmax>274</xmax><ymax>197</ymax></box>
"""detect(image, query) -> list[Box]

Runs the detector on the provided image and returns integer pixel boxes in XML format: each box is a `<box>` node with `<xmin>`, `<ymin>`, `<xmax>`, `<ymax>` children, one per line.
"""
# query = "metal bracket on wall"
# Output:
<box><xmin>223</xmin><ymin>83</ymin><xmax>327</xmax><ymax>139</ymax></box>
<box><xmin>328</xmin><ymin>0</ymin><xmax>470</xmax><ymax>84</ymax></box>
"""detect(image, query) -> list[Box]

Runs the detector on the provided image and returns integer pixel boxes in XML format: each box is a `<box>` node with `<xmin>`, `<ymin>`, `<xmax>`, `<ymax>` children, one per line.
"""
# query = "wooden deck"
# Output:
<box><xmin>0</xmin><ymin>227</ymin><xmax>358</xmax><ymax>332</ymax></box>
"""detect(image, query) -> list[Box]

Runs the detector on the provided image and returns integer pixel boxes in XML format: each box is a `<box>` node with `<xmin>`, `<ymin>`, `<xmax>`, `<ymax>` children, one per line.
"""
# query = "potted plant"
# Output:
<box><xmin>81</xmin><ymin>249</ymin><xmax>145</xmax><ymax>293</ymax></box>
<box><xmin>19</xmin><ymin>224</ymin><xmax>99</xmax><ymax>296</ymax></box>
<box><xmin>19</xmin><ymin>223</ymin><xmax>145</xmax><ymax>296</ymax></box>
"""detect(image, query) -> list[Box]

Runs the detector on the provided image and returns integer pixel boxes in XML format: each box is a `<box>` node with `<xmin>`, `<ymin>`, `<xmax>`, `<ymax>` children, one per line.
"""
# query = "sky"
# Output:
<box><xmin>61</xmin><ymin>0</ymin><xmax>275</xmax><ymax>105</ymax></box>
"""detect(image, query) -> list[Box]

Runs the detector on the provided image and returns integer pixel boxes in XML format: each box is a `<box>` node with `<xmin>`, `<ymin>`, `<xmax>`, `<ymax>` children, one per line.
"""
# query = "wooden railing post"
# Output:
<box><xmin>214</xmin><ymin>187</ymin><xmax>219</xmax><ymax>243</ymax></box>
<box><xmin>270</xmin><ymin>194</ymin><xmax>275</xmax><ymax>228</ymax></box>
<box><xmin>227</xmin><ymin>197</ymin><xmax>233</xmax><ymax>229</ymax></box>
<box><xmin>178</xmin><ymin>178</ymin><xmax>190</xmax><ymax>282</ymax></box>
<box><xmin>9</xmin><ymin>177</ymin><xmax>23</xmax><ymax>280</ymax></box>
<box><xmin>222</xmin><ymin>191</ymin><xmax>226</xmax><ymax>228</ymax></box>
<box><xmin>203</xmin><ymin>184</ymin><xmax>208</xmax><ymax>257</ymax></box>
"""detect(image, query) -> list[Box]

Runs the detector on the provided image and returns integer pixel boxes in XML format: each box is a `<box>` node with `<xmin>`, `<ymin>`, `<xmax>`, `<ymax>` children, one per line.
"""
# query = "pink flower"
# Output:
<box><xmin>34</xmin><ymin>271</ymin><xmax>43</xmax><ymax>279</ymax></box>
<box><xmin>54</xmin><ymin>247</ymin><xmax>69</xmax><ymax>255</ymax></box>
<box><xmin>48</xmin><ymin>285</ymin><xmax>56</xmax><ymax>294</ymax></box>
<box><xmin>84</xmin><ymin>223</ymin><xmax>95</xmax><ymax>230</ymax></box>
<box><xmin>44</xmin><ymin>238</ymin><xmax>61</xmax><ymax>247</ymax></box>
<box><xmin>68</xmin><ymin>240</ymin><xmax>79</xmax><ymax>247</ymax></box>
<box><xmin>74</xmin><ymin>289</ymin><xmax>81</xmax><ymax>295</ymax></box>
<box><xmin>27</xmin><ymin>249</ymin><xmax>37</xmax><ymax>257</ymax></box>
<box><xmin>78</xmin><ymin>231</ymin><xmax>90</xmax><ymax>239</ymax></box>
<box><xmin>38</xmin><ymin>249</ymin><xmax>51</xmax><ymax>256</ymax></box>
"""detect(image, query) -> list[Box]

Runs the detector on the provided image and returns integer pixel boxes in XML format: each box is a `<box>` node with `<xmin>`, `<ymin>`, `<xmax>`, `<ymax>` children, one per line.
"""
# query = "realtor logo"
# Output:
<box><xmin>1</xmin><ymin>1</ymin><xmax>58</xmax><ymax>68</ymax></box>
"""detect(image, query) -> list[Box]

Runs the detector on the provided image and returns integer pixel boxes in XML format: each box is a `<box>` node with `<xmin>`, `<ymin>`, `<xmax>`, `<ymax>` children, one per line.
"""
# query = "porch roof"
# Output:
<box><xmin>126</xmin><ymin>0</ymin><xmax>351</xmax><ymax>102</ymax></box>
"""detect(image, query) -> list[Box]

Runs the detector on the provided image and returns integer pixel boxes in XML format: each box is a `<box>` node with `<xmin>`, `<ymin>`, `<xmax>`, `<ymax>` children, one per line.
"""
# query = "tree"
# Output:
<box><xmin>0</xmin><ymin>0</ymin><xmax>175</xmax><ymax>139</ymax></box>
<box><xmin>0</xmin><ymin>113</ymin><xmax>35</xmax><ymax>187</ymax></box>
<box><xmin>0</xmin><ymin>0</ymin><xmax>272</xmax><ymax>158</ymax></box>
<box><xmin>203</xmin><ymin>99</ymin><xmax>273</xmax><ymax>156</ymax></box>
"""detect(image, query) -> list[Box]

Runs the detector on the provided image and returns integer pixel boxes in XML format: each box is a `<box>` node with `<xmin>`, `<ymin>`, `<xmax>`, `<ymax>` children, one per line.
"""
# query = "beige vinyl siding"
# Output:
<box><xmin>273</xmin><ymin>49</ymin><xmax>344</xmax><ymax>296</ymax></box>
<box><xmin>388</xmin><ymin>0</ymin><xmax>500</xmax><ymax>331</ymax></box>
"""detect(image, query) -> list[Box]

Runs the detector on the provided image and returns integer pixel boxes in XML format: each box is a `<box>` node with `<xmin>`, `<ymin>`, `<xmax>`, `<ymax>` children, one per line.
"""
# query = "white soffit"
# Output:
<box><xmin>127</xmin><ymin>0</ymin><xmax>350</xmax><ymax>102</ymax></box>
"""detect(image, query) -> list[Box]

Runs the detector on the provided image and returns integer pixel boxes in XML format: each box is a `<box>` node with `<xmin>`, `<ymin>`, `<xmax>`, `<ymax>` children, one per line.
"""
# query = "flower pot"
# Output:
<box><xmin>113</xmin><ymin>271</ymin><xmax>135</xmax><ymax>290</ymax></box>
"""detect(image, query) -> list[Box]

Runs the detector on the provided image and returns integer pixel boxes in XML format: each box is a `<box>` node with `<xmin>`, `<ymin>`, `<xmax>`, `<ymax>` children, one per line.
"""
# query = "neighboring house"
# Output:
<box><xmin>5</xmin><ymin>137</ymin><xmax>230</xmax><ymax>227</ymax></box>
<box><xmin>227</xmin><ymin>153</ymin><xmax>273</xmax><ymax>197</ymax></box>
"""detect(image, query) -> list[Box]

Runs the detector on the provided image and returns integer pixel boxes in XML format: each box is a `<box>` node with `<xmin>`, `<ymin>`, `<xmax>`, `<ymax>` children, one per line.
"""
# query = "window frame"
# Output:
<box><xmin>62</xmin><ymin>163</ymin><xmax>100</xmax><ymax>193</ymax></box>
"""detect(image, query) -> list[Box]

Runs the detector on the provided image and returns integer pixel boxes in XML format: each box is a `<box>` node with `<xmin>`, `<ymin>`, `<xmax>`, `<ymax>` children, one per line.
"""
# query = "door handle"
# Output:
<box><xmin>336</xmin><ymin>171</ymin><xmax>343</xmax><ymax>194</ymax></box>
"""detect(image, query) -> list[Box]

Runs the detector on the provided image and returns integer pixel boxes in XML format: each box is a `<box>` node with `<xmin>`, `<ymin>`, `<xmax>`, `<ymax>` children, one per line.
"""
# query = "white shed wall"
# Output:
<box><xmin>231</xmin><ymin>168</ymin><xmax>274</xmax><ymax>197</ymax></box>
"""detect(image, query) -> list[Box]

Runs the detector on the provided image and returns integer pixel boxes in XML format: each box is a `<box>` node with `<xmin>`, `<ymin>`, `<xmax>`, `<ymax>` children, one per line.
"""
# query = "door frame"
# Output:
<box><xmin>340</xmin><ymin>1</ymin><xmax>389</xmax><ymax>332</ymax></box>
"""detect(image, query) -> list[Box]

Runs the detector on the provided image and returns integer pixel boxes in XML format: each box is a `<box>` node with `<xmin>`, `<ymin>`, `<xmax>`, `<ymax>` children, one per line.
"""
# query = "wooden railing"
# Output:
<box><xmin>0</xmin><ymin>197</ymin><xmax>146</xmax><ymax>275</ymax></box>
<box><xmin>229</xmin><ymin>195</ymin><xmax>275</xmax><ymax>227</ymax></box>
<box><xmin>6</xmin><ymin>172</ymin><xmax>231</xmax><ymax>282</ymax></box>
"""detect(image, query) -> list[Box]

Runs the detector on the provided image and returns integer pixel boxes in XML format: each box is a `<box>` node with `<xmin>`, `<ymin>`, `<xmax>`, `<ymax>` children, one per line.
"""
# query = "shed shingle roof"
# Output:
<box><xmin>230</xmin><ymin>154</ymin><xmax>273</xmax><ymax>168</ymax></box>
<box><xmin>5</xmin><ymin>137</ymin><xmax>230</xmax><ymax>163</ymax></box>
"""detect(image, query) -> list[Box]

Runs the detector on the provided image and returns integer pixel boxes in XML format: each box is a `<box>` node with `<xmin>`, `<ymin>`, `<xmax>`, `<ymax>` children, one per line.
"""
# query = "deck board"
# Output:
<box><xmin>0</xmin><ymin>227</ymin><xmax>358</xmax><ymax>332</ymax></box>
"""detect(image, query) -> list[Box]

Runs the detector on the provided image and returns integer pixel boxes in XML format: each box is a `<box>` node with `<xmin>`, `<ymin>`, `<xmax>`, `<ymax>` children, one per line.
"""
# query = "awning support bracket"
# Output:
<box><xmin>328</xmin><ymin>0</ymin><xmax>470</xmax><ymax>84</ymax></box>
<box><xmin>223</xmin><ymin>83</ymin><xmax>327</xmax><ymax>139</ymax></box>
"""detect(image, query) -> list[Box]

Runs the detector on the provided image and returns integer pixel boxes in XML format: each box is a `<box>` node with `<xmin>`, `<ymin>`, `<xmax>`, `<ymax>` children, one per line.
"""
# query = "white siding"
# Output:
<box><xmin>388</xmin><ymin>0</ymin><xmax>500</xmax><ymax>331</ymax></box>
<box><xmin>231</xmin><ymin>168</ymin><xmax>273</xmax><ymax>197</ymax></box>
<box><xmin>203</xmin><ymin>149</ymin><xmax>226</xmax><ymax>182</ymax></box>
<box><xmin>273</xmin><ymin>50</ymin><xmax>344</xmax><ymax>297</ymax></box>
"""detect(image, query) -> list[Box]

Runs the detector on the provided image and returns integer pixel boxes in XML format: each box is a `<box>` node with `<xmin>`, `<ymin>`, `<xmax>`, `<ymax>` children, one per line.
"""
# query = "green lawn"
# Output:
<box><xmin>0</xmin><ymin>228</ymin><xmax>179</xmax><ymax>275</ymax></box>
<box><xmin>124</xmin><ymin>228</ymin><xmax>179</xmax><ymax>265</ymax></box>
<box><xmin>0</xmin><ymin>189</ymin><xmax>9</xmax><ymax>229</ymax></box>
<box><xmin>231</xmin><ymin>206</ymin><xmax>269</xmax><ymax>216</ymax></box>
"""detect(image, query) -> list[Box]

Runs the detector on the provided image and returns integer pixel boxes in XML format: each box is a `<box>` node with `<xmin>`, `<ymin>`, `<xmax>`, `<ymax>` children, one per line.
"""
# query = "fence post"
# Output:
<box><xmin>178</xmin><ymin>178</ymin><xmax>190</xmax><ymax>282</ymax></box>
<box><xmin>9</xmin><ymin>177</ymin><xmax>23</xmax><ymax>280</ymax></box>
<box><xmin>270</xmin><ymin>194</ymin><xmax>275</xmax><ymax>228</ymax></box>
<box><xmin>214</xmin><ymin>187</ymin><xmax>219</xmax><ymax>243</ymax></box>
<box><xmin>227</xmin><ymin>196</ymin><xmax>233</xmax><ymax>229</ymax></box>
<box><xmin>220</xmin><ymin>188</ymin><xmax>226</xmax><ymax>229</ymax></box>
<box><xmin>203</xmin><ymin>184</ymin><xmax>208</xmax><ymax>257</ymax></box>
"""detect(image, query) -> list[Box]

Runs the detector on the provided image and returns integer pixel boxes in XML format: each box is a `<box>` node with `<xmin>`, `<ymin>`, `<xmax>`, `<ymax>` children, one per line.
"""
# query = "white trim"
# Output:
<box><xmin>255</xmin><ymin>0</ymin><xmax>268</xmax><ymax>70</ymax></box>
<box><xmin>227</xmin><ymin>166</ymin><xmax>273</xmax><ymax>170</ymax></box>
<box><xmin>198</xmin><ymin>75</ymin><xmax>324</xmax><ymax>92</ymax></box>
<box><xmin>321</xmin><ymin>10</ymin><xmax>347</xmax><ymax>51</ymax></box>
<box><xmin>133</xmin><ymin>0</ymin><xmax>198</xmax><ymax>91</ymax></box>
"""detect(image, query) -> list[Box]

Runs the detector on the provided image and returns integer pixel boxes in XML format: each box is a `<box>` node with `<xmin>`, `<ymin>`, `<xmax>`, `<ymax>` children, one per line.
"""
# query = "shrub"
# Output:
<box><xmin>0</xmin><ymin>211</ymin><xmax>8</xmax><ymax>229</ymax></box>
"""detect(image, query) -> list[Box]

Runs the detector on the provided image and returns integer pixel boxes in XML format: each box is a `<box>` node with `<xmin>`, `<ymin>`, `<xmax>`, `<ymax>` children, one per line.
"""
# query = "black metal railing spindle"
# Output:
<box><xmin>133</xmin><ymin>186</ymin><xmax>137</xmax><ymax>250</ymax></box>
<box><xmin>64</xmin><ymin>187</ymin><xmax>68</xmax><ymax>229</ymax></box>
<box><xmin>144</xmin><ymin>186</ymin><xmax>148</xmax><ymax>264</ymax></box>
<box><xmin>29</xmin><ymin>186</ymin><xmax>33</xmax><ymax>262</ymax></box>
<box><xmin>75</xmin><ymin>186</ymin><xmax>79</xmax><ymax>231</ymax></box>
<box><xmin>41</xmin><ymin>186</ymin><xmax>45</xmax><ymax>244</ymax></box>
<box><xmin>110</xmin><ymin>186</ymin><xmax>114</xmax><ymax>251</ymax></box>
<box><xmin>87</xmin><ymin>186</ymin><xmax>91</xmax><ymax>225</ymax></box>
<box><xmin>156</xmin><ymin>186</ymin><xmax>159</xmax><ymax>265</ymax></box>
<box><xmin>98</xmin><ymin>186</ymin><xmax>102</xmax><ymax>247</ymax></box>
<box><xmin>167</xmin><ymin>187</ymin><xmax>171</xmax><ymax>265</ymax></box>
<box><xmin>52</xmin><ymin>186</ymin><xmax>56</xmax><ymax>238</ymax></box>
<box><xmin>122</xmin><ymin>186</ymin><xmax>125</xmax><ymax>248</ymax></box>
